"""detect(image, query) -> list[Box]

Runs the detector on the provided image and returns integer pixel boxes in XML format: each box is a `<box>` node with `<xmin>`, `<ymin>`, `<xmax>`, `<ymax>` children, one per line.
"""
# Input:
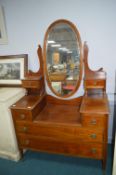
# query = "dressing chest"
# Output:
<box><xmin>10</xmin><ymin>19</ymin><xmax>109</xmax><ymax>172</ymax></box>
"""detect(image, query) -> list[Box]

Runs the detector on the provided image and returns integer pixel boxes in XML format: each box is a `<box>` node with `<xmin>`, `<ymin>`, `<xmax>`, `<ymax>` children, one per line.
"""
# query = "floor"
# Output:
<box><xmin>0</xmin><ymin>144</ymin><xmax>113</xmax><ymax>175</ymax></box>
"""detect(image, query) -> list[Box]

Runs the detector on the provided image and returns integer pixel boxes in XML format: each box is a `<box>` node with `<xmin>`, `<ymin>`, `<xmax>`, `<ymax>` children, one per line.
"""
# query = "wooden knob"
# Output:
<box><xmin>20</xmin><ymin>114</ymin><xmax>25</xmax><ymax>120</ymax></box>
<box><xmin>24</xmin><ymin>140</ymin><xmax>30</xmax><ymax>145</ymax></box>
<box><xmin>22</xmin><ymin>126</ymin><xmax>28</xmax><ymax>132</ymax></box>
<box><xmin>91</xmin><ymin>148</ymin><xmax>97</xmax><ymax>154</ymax></box>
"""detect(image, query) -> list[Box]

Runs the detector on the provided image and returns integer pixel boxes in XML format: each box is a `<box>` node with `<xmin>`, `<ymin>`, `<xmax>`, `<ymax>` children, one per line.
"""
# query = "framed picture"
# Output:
<box><xmin>0</xmin><ymin>6</ymin><xmax>8</xmax><ymax>44</ymax></box>
<box><xmin>0</xmin><ymin>54</ymin><xmax>28</xmax><ymax>87</ymax></box>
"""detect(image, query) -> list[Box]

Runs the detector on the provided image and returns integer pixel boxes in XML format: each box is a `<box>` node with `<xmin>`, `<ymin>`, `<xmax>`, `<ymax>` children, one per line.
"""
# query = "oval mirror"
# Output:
<box><xmin>43</xmin><ymin>19</ymin><xmax>82</xmax><ymax>97</ymax></box>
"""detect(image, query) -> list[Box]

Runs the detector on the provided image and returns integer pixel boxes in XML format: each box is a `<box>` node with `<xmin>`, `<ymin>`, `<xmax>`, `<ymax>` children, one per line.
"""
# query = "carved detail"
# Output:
<box><xmin>83</xmin><ymin>42</ymin><xmax>106</xmax><ymax>91</ymax></box>
<box><xmin>27</xmin><ymin>45</ymin><xmax>43</xmax><ymax>77</ymax></box>
<box><xmin>83</xmin><ymin>42</ymin><xmax>106</xmax><ymax>80</ymax></box>
<box><xmin>21</xmin><ymin>44</ymin><xmax>45</xmax><ymax>95</ymax></box>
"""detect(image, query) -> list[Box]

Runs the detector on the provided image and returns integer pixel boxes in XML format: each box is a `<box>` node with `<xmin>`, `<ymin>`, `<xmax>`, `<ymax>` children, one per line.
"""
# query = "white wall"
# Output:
<box><xmin>0</xmin><ymin>0</ymin><xmax>116</xmax><ymax>98</ymax></box>
<box><xmin>0</xmin><ymin>0</ymin><xmax>115</xmax><ymax>143</ymax></box>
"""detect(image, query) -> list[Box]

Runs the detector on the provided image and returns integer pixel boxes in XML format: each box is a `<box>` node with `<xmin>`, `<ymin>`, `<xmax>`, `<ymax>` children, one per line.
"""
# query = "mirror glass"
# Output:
<box><xmin>44</xmin><ymin>20</ymin><xmax>82</xmax><ymax>97</ymax></box>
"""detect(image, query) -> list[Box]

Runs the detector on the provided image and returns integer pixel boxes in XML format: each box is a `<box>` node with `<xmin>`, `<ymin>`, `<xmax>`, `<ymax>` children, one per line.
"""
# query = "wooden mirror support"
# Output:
<box><xmin>10</xmin><ymin>20</ymin><xmax>109</xmax><ymax>173</ymax></box>
<box><xmin>83</xmin><ymin>41</ymin><xmax>106</xmax><ymax>92</ymax></box>
<box><xmin>21</xmin><ymin>45</ymin><xmax>45</xmax><ymax>95</ymax></box>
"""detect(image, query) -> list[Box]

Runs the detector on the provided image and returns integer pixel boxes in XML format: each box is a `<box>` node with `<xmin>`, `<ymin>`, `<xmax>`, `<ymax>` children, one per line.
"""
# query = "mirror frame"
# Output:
<box><xmin>43</xmin><ymin>19</ymin><xmax>83</xmax><ymax>98</ymax></box>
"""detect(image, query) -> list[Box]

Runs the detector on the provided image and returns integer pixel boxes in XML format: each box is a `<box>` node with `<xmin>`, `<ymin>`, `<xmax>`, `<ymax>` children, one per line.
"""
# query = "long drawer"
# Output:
<box><xmin>15</xmin><ymin>122</ymin><xmax>104</xmax><ymax>142</ymax></box>
<box><xmin>18</xmin><ymin>134</ymin><xmax>103</xmax><ymax>159</ymax></box>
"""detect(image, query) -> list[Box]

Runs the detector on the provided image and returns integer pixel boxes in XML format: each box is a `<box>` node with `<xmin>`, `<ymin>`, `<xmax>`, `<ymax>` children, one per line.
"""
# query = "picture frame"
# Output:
<box><xmin>0</xmin><ymin>54</ymin><xmax>28</xmax><ymax>87</ymax></box>
<box><xmin>0</xmin><ymin>6</ymin><xmax>8</xmax><ymax>44</ymax></box>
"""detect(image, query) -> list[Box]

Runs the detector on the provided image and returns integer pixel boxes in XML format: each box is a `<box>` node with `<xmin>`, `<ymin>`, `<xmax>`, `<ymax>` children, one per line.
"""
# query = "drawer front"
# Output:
<box><xmin>18</xmin><ymin>134</ymin><xmax>103</xmax><ymax>159</ymax></box>
<box><xmin>85</xmin><ymin>80</ymin><xmax>105</xmax><ymax>89</ymax></box>
<box><xmin>22</xmin><ymin>80</ymin><xmax>42</xmax><ymax>89</ymax></box>
<box><xmin>11</xmin><ymin>109</ymin><xmax>32</xmax><ymax>121</ymax></box>
<box><xmin>82</xmin><ymin>114</ymin><xmax>105</xmax><ymax>128</ymax></box>
<box><xmin>15</xmin><ymin>123</ymin><xmax>103</xmax><ymax>142</ymax></box>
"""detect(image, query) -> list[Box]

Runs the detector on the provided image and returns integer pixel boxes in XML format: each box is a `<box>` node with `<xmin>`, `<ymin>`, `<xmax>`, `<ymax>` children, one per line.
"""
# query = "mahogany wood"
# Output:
<box><xmin>11</xmin><ymin>95</ymin><xmax>46</xmax><ymax>121</ymax></box>
<box><xmin>21</xmin><ymin>45</ymin><xmax>45</xmax><ymax>95</ymax></box>
<box><xmin>46</xmin><ymin>94</ymin><xmax>82</xmax><ymax>106</ymax></box>
<box><xmin>83</xmin><ymin>42</ymin><xmax>106</xmax><ymax>91</ymax></box>
<box><xmin>26</xmin><ymin>45</ymin><xmax>44</xmax><ymax>76</ymax></box>
<box><xmin>18</xmin><ymin>134</ymin><xmax>103</xmax><ymax>159</ymax></box>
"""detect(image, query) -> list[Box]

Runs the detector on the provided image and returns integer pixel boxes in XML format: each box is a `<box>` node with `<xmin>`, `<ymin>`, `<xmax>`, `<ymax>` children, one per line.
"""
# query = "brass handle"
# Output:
<box><xmin>20</xmin><ymin>114</ymin><xmax>25</xmax><ymax>120</ymax></box>
<box><xmin>90</xmin><ymin>133</ymin><xmax>97</xmax><ymax>139</ymax></box>
<box><xmin>90</xmin><ymin>119</ymin><xmax>97</xmax><ymax>125</ymax></box>
<box><xmin>22</xmin><ymin>126</ymin><xmax>28</xmax><ymax>132</ymax></box>
<box><xmin>91</xmin><ymin>148</ymin><xmax>97</xmax><ymax>154</ymax></box>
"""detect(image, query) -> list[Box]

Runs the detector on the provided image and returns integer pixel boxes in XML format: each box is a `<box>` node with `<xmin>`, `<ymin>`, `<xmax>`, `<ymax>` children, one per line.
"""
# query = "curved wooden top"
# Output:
<box><xmin>83</xmin><ymin>42</ymin><xmax>106</xmax><ymax>80</ymax></box>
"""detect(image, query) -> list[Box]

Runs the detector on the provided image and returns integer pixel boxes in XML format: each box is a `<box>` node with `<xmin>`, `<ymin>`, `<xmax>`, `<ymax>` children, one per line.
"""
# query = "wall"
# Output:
<box><xmin>0</xmin><ymin>0</ymin><xmax>116</xmax><ymax>98</ymax></box>
<box><xmin>0</xmin><ymin>0</ymin><xmax>116</xmax><ymax>152</ymax></box>
<box><xmin>0</xmin><ymin>0</ymin><xmax>116</xmax><ymax>99</ymax></box>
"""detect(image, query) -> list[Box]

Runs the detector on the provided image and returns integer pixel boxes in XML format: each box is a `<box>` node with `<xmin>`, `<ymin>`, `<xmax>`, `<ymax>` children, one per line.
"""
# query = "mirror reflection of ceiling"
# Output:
<box><xmin>46</xmin><ymin>22</ymin><xmax>81</xmax><ymax>97</ymax></box>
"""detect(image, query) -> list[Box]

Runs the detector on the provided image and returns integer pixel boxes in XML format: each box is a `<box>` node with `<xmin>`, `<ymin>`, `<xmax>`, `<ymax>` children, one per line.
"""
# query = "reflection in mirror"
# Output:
<box><xmin>45</xmin><ymin>21</ymin><xmax>82</xmax><ymax>97</ymax></box>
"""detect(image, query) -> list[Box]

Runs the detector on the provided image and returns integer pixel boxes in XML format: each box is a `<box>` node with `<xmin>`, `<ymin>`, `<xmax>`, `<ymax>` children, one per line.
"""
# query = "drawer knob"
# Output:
<box><xmin>90</xmin><ymin>119</ymin><xmax>97</xmax><ymax>125</ymax></box>
<box><xmin>24</xmin><ymin>139</ymin><xmax>30</xmax><ymax>145</ymax></box>
<box><xmin>94</xmin><ymin>81</ymin><xmax>97</xmax><ymax>85</ymax></box>
<box><xmin>91</xmin><ymin>148</ymin><xmax>97</xmax><ymax>154</ymax></box>
<box><xmin>20</xmin><ymin>114</ymin><xmax>25</xmax><ymax>120</ymax></box>
<box><xmin>22</xmin><ymin>127</ymin><xmax>28</xmax><ymax>132</ymax></box>
<box><xmin>90</xmin><ymin>133</ymin><xmax>97</xmax><ymax>139</ymax></box>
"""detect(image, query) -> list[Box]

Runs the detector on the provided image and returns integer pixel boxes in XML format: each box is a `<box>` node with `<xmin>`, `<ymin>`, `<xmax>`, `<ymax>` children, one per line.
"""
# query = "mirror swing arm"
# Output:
<box><xmin>21</xmin><ymin>45</ymin><xmax>45</xmax><ymax>95</ymax></box>
<box><xmin>10</xmin><ymin>19</ymin><xmax>109</xmax><ymax>173</ymax></box>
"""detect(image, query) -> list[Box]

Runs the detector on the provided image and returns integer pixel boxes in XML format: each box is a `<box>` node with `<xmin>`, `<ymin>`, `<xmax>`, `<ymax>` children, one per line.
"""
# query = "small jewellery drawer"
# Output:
<box><xmin>10</xmin><ymin>95</ymin><xmax>45</xmax><ymax>122</ymax></box>
<box><xmin>82</xmin><ymin>114</ymin><xmax>105</xmax><ymax>128</ymax></box>
<box><xmin>22</xmin><ymin>80</ymin><xmax>42</xmax><ymax>89</ymax></box>
<box><xmin>15</xmin><ymin>123</ymin><xmax>103</xmax><ymax>142</ymax></box>
<box><xmin>11</xmin><ymin>109</ymin><xmax>32</xmax><ymax>121</ymax></box>
<box><xmin>18</xmin><ymin>134</ymin><xmax>103</xmax><ymax>159</ymax></box>
<box><xmin>84</xmin><ymin>80</ymin><xmax>105</xmax><ymax>89</ymax></box>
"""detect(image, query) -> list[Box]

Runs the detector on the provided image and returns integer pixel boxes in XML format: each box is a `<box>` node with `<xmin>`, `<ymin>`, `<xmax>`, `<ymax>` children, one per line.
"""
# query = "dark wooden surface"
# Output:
<box><xmin>80</xmin><ymin>91</ymin><xmax>109</xmax><ymax>114</ymax></box>
<box><xmin>11</xmin><ymin>92</ymin><xmax>109</xmax><ymax>168</ymax></box>
<box><xmin>83</xmin><ymin>42</ymin><xmax>106</xmax><ymax>91</ymax></box>
<box><xmin>10</xmin><ymin>42</ymin><xmax>109</xmax><ymax>171</ymax></box>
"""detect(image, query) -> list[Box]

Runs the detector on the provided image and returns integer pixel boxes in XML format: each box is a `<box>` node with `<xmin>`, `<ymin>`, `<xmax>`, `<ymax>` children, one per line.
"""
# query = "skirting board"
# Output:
<box><xmin>108</xmin><ymin>137</ymin><xmax>113</xmax><ymax>144</ymax></box>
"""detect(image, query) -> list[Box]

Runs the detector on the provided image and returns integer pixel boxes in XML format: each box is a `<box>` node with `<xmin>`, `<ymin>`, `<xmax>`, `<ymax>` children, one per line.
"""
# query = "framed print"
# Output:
<box><xmin>0</xmin><ymin>54</ymin><xmax>28</xmax><ymax>86</ymax></box>
<box><xmin>0</xmin><ymin>6</ymin><xmax>8</xmax><ymax>44</ymax></box>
